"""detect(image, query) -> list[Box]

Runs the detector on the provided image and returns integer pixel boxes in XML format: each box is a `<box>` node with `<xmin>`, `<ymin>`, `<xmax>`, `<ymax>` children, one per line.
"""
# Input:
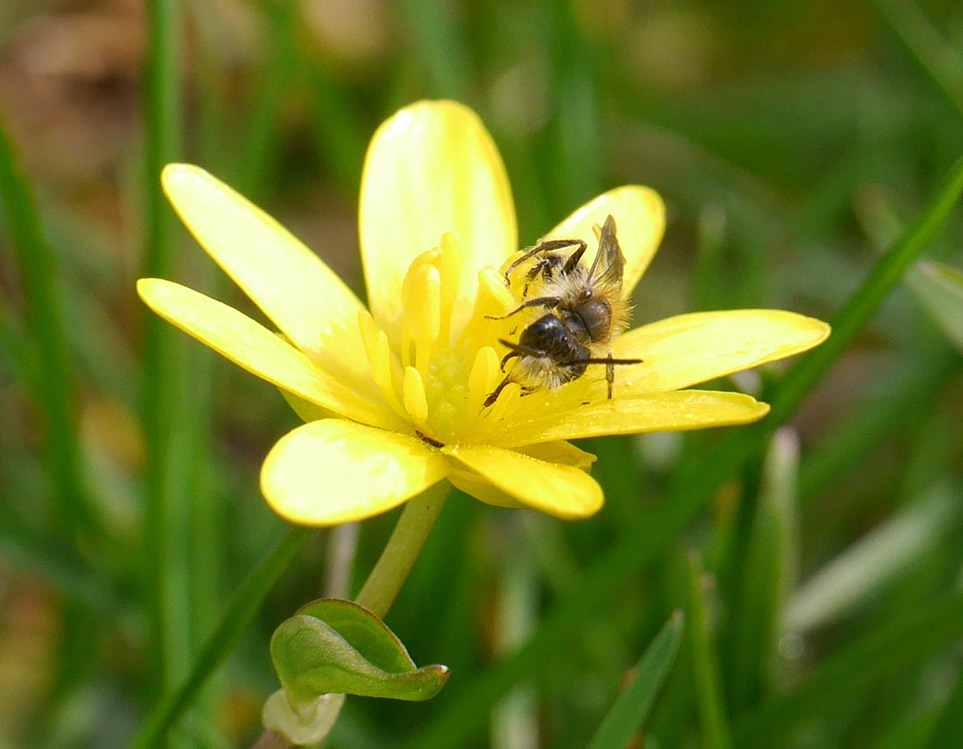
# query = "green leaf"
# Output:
<box><xmin>907</xmin><ymin>261</ymin><xmax>963</xmax><ymax>353</ymax></box>
<box><xmin>586</xmin><ymin>611</ymin><xmax>685</xmax><ymax>749</ymax></box>
<box><xmin>271</xmin><ymin>599</ymin><xmax>450</xmax><ymax>709</ymax></box>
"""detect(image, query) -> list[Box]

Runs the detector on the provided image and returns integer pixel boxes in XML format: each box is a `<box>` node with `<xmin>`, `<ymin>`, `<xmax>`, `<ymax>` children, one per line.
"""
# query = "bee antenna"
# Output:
<box><xmin>582</xmin><ymin>357</ymin><xmax>644</xmax><ymax>366</ymax></box>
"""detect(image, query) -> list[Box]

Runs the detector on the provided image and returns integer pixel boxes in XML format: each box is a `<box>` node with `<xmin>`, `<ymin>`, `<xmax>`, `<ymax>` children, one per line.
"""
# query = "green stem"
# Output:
<box><xmin>252</xmin><ymin>486</ymin><xmax>449</xmax><ymax>749</ymax></box>
<box><xmin>355</xmin><ymin>485</ymin><xmax>449</xmax><ymax>618</ymax></box>
<box><xmin>131</xmin><ymin>526</ymin><xmax>314</xmax><ymax>749</ymax></box>
<box><xmin>133</xmin><ymin>484</ymin><xmax>448</xmax><ymax>747</ymax></box>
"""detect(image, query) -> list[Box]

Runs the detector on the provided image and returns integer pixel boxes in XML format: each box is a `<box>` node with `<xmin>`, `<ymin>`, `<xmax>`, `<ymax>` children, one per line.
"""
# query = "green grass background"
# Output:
<box><xmin>1</xmin><ymin>0</ymin><xmax>963</xmax><ymax>746</ymax></box>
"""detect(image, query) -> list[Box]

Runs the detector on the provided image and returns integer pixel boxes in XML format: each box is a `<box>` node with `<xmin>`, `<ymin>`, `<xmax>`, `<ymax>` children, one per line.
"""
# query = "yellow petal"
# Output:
<box><xmin>519</xmin><ymin>441</ymin><xmax>597</xmax><ymax>471</ymax></box>
<box><xmin>545</xmin><ymin>185</ymin><xmax>665</xmax><ymax>296</ymax></box>
<box><xmin>261</xmin><ymin>419</ymin><xmax>448</xmax><ymax>525</ymax></box>
<box><xmin>612</xmin><ymin>310</ymin><xmax>830</xmax><ymax>394</ymax></box>
<box><xmin>494</xmin><ymin>390</ymin><xmax>770</xmax><ymax>447</ymax></box>
<box><xmin>446</xmin><ymin>463</ymin><xmax>523</xmax><ymax>510</ymax></box>
<box><xmin>443</xmin><ymin>445</ymin><xmax>603</xmax><ymax>519</ymax></box>
<box><xmin>360</xmin><ymin>101</ymin><xmax>517</xmax><ymax>342</ymax></box>
<box><xmin>137</xmin><ymin>279</ymin><xmax>404</xmax><ymax>432</ymax></box>
<box><xmin>444</xmin><ymin>441</ymin><xmax>594</xmax><ymax>509</ymax></box>
<box><xmin>161</xmin><ymin>164</ymin><xmax>368</xmax><ymax>376</ymax></box>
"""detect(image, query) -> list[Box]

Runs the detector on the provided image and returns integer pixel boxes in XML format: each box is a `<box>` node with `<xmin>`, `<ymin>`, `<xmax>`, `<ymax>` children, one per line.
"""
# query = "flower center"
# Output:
<box><xmin>372</xmin><ymin>236</ymin><xmax>523</xmax><ymax>445</ymax></box>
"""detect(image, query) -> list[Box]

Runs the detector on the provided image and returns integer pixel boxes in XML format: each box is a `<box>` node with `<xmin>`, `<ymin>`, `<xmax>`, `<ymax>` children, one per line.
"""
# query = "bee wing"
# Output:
<box><xmin>587</xmin><ymin>215</ymin><xmax>625</xmax><ymax>289</ymax></box>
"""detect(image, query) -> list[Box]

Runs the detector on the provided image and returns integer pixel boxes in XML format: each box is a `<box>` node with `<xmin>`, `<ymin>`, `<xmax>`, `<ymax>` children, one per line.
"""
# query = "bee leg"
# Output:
<box><xmin>606</xmin><ymin>351</ymin><xmax>615</xmax><ymax>399</ymax></box>
<box><xmin>521</xmin><ymin>258</ymin><xmax>551</xmax><ymax>297</ymax></box>
<box><xmin>499</xmin><ymin>349</ymin><xmax>521</xmax><ymax>372</ymax></box>
<box><xmin>483</xmin><ymin>377</ymin><xmax>512</xmax><ymax>408</ymax></box>
<box><xmin>485</xmin><ymin>295</ymin><xmax>560</xmax><ymax>321</ymax></box>
<box><xmin>560</xmin><ymin>240</ymin><xmax>588</xmax><ymax>274</ymax></box>
<box><xmin>503</xmin><ymin>238</ymin><xmax>587</xmax><ymax>285</ymax></box>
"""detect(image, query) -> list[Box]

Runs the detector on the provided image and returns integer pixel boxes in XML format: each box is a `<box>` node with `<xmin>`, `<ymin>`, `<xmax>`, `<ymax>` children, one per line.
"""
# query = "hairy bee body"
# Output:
<box><xmin>506</xmin><ymin>313</ymin><xmax>591</xmax><ymax>390</ymax></box>
<box><xmin>484</xmin><ymin>215</ymin><xmax>641</xmax><ymax>407</ymax></box>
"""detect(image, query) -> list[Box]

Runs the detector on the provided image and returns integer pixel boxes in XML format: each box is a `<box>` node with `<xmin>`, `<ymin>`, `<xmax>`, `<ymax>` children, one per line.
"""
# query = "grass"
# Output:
<box><xmin>1</xmin><ymin>1</ymin><xmax>962</xmax><ymax>747</ymax></box>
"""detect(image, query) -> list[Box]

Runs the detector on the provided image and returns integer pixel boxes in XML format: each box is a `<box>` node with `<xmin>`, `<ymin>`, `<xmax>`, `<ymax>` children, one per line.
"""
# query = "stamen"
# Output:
<box><xmin>466</xmin><ymin>346</ymin><xmax>500</xmax><ymax>417</ymax></box>
<box><xmin>438</xmin><ymin>233</ymin><xmax>466</xmax><ymax>345</ymax></box>
<box><xmin>402</xmin><ymin>258</ymin><xmax>442</xmax><ymax>374</ymax></box>
<box><xmin>403</xmin><ymin>366</ymin><xmax>429</xmax><ymax>423</ymax></box>
<box><xmin>357</xmin><ymin>310</ymin><xmax>405</xmax><ymax>417</ymax></box>
<box><xmin>357</xmin><ymin>309</ymin><xmax>379</xmax><ymax>366</ymax></box>
<box><xmin>371</xmin><ymin>331</ymin><xmax>401</xmax><ymax>408</ymax></box>
<box><xmin>457</xmin><ymin>267</ymin><xmax>516</xmax><ymax>356</ymax></box>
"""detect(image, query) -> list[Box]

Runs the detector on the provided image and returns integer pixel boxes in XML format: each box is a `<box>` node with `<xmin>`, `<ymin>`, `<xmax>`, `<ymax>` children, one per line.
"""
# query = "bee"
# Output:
<box><xmin>483</xmin><ymin>215</ymin><xmax>642</xmax><ymax>407</ymax></box>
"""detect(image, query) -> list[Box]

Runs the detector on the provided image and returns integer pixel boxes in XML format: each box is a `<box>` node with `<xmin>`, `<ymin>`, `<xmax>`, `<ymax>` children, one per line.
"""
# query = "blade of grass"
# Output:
<box><xmin>399</xmin><ymin>0</ymin><xmax>473</xmax><ymax>99</ymax></box>
<box><xmin>545</xmin><ymin>1</ymin><xmax>602</xmax><ymax>212</ymax></box>
<box><xmin>404</xmin><ymin>156</ymin><xmax>963</xmax><ymax>749</ymax></box>
<box><xmin>491</xmin><ymin>525</ymin><xmax>538</xmax><ymax>749</ymax></box>
<box><xmin>798</xmin><ymin>346</ymin><xmax>957</xmax><ymax>505</ymax></box>
<box><xmin>308</xmin><ymin>68</ymin><xmax>369</xmax><ymax>197</ymax></box>
<box><xmin>142</xmin><ymin>0</ymin><xmax>192</xmax><ymax>708</ymax></box>
<box><xmin>233</xmin><ymin>0</ymin><xmax>298</xmax><ymax>197</ymax></box>
<box><xmin>686</xmin><ymin>552</ymin><xmax>732</xmax><ymax>749</ymax></box>
<box><xmin>0</xmin><ymin>286</ymin><xmax>32</xmax><ymax>391</ymax></box>
<box><xmin>726</xmin><ymin>429</ymin><xmax>799</xmax><ymax>713</ymax></box>
<box><xmin>692</xmin><ymin>206</ymin><xmax>728</xmax><ymax>312</ymax></box>
<box><xmin>734</xmin><ymin>590</ymin><xmax>963</xmax><ymax>746</ymax></box>
<box><xmin>130</xmin><ymin>526</ymin><xmax>313</xmax><ymax>748</ymax></box>
<box><xmin>0</xmin><ymin>524</ymin><xmax>123</xmax><ymax>614</ymax></box>
<box><xmin>0</xmin><ymin>116</ymin><xmax>90</xmax><ymax>537</ymax></box>
<box><xmin>907</xmin><ymin>260</ymin><xmax>963</xmax><ymax>352</ymax></box>
<box><xmin>586</xmin><ymin>612</ymin><xmax>684</xmax><ymax>749</ymax></box>
<box><xmin>0</xmin><ymin>112</ymin><xmax>102</xmax><ymax>697</ymax></box>
<box><xmin>870</xmin><ymin>0</ymin><xmax>963</xmax><ymax>122</ymax></box>
<box><xmin>927</xmin><ymin>669</ymin><xmax>963</xmax><ymax>748</ymax></box>
<box><xmin>786</xmin><ymin>482</ymin><xmax>960</xmax><ymax>634</ymax></box>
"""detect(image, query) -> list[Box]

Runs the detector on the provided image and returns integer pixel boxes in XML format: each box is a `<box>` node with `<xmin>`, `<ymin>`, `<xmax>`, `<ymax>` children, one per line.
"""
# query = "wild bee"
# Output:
<box><xmin>483</xmin><ymin>215</ymin><xmax>642</xmax><ymax>407</ymax></box>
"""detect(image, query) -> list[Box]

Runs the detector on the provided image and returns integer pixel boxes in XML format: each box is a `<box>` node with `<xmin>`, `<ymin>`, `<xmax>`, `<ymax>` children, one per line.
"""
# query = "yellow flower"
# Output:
<box><xmin>138</xmin><ymin>100</ymin><xmax>829</xmax><ymax>526</ymax></box>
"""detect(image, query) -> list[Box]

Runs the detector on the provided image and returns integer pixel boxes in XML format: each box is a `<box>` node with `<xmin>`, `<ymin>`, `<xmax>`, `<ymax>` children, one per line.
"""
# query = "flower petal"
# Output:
<box><xmin>261</xmin><ymin>419</ymin><xmax>448</xmax><ymax>526</ymax></box>
<box><xmin>138</xmin><ymin>279</ymin><xmax>404</xmax><ymax>432</ymax></box>
<box><xmin>494</xmin><ymin>390</ymin><xmax>769</xmax><ymax>447</ymax></box>
<box><xmin>545</xmin><ymin>186</ymin><xmax>665</xmax><ymax>296</ymax></box>
<box><xmin>446</xmin><ymin>463</ymin><xmax>523</xmax><ymax>510</ymax></box>
<box><xmin>443</xmin><ymin>445</ymin><xmax>603</xmax><ymax>519</ymax></box>
<box><xmin>519</xmin><ymin>441</ymin><xmax>597</xmax><ymax>471</ymax></box>
<box><xmin>360</xmin><ymin>101</ymin><xmax>516</xmax><ymax>342</ymax></box>
<box><xmin>611</xmin><ymin>310</ymin><xmax>830</xmax><ymax>394</ymax></box>
<box><xmin>161</xmin><ymin>164</ymin><xmax>368</xmax><ymax>374</ymax></box>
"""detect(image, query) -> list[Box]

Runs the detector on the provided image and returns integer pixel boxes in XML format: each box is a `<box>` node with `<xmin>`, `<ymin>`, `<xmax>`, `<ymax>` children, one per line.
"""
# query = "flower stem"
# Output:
<box><xmin>252</xmin><ymin>485</ymin><xmax>449</xmax><ymax>748</ymax></box>
<box><xmin>355</xmin><ymin>484</ymin><xmax>449</xmax><ymax>618</ymax></box>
